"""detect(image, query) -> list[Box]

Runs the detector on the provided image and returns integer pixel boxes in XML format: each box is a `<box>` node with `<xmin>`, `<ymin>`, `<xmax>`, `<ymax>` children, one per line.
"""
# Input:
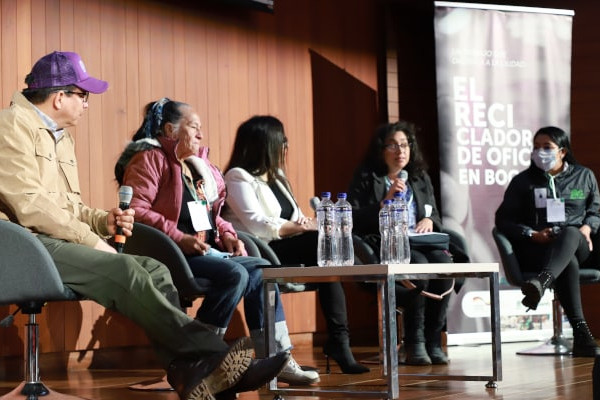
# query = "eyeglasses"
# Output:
<box><xmin>65</xmin><ymin>90</ymin><xmax>90</xmax><ymax>103</ymax></box>
<box><xmin>384</xmin><ymin>143</ymin><xmax>410</xmax><ymax>152</ymax></box>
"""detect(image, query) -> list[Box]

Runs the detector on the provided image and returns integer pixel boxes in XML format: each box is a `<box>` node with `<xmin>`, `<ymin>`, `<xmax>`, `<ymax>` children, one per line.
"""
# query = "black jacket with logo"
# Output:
<box><xmin>495</xmin><ymin>162</ymin><xmax>600</xmax><ymax>242</ymax></box>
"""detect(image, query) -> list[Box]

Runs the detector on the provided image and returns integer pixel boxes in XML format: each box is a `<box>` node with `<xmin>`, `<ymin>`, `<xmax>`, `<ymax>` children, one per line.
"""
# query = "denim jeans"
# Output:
<box><xmin>186</xmin><ymin>255</ymin><xmax>286</xmax><ymax>331</ymax></box>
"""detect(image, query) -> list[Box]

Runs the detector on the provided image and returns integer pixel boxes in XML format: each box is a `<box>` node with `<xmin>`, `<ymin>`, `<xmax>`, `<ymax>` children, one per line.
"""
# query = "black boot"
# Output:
<box><xmin>426</xmin><ymin>343</ymin><xmax>448</xmax><ymax>365</ymax></box>
<box><xmin>424</xmin><ymin>282</ymin><xmax>452</xmax><ymax>365</ymax></box>
<box><xmin>572</xmin><ymin>320</ymin><xmax>600</xmax><ymax>357</ymax></box>
<box><xmin>400</xmin><ymin>295</ymin><xmax>429</xmax><ymax>365</ymax></box>
<box><xmin>323</xmin><ymin>339</ymin><xmax>370</xmax><ymax>374</ymax></box>
<box><xmin>521</xmin><ymin>271</ymin><xmax>554</xmax><ymax>310</ymax></box>
<box><xmin>402</xmin><ymin>342</ymin><xmax>432</xmax><ymax>365</ymax></box>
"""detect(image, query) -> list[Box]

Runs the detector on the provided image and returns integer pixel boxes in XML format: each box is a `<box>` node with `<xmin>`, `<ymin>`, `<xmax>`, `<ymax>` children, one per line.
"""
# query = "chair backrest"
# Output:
<box><xmin>123</xmin><ymin>223</ymin><xmax>212</xmax><ymax>304</ymax></box>
<box><xmin>353</xmin><ymin>233</ymin><xmax>379</xmax><ymax>265</ymax></box>
<box><xmin>236</xmin><ymin>230</ymin><xmax>282</xmax><ymax>264</ymax></box>
<box><xmin>0</xmin><ymin>220</ymin><xmax>77</xmax><ymax>305</ymax></box>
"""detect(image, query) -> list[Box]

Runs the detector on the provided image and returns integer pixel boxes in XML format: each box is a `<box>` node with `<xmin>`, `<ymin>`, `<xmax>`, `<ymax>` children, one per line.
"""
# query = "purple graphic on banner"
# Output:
<box><xmin>434</xmin><ymin>2</ymin><xmax>573</xmax><ymax>339</ymax></box>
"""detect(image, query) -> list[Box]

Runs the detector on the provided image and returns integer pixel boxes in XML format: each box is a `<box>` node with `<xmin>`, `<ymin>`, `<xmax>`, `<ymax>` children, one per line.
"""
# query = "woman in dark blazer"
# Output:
<box><xmin>348</xmin><ymin>120</ymin><xmax>454</xmax><ymax>365</ymax></box>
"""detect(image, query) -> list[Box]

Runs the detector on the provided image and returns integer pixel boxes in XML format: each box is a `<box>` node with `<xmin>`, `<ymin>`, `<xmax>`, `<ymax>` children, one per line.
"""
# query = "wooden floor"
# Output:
<box><xmin>0</xmin><ymin>342</ymin><xmax>595</xmax><ymax>400</ymax></box>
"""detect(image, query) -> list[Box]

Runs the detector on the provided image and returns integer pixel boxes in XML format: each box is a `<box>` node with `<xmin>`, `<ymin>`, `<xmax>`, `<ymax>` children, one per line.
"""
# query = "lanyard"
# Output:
<box><xmin>182</xmin><ymin>173</ymin><xmax>200</xmax><ymax>202</ymax></box>
<box><xmin>548</xmin><ymin>174</ymin><xmax>558</xmax><ymax>199</ymax></box>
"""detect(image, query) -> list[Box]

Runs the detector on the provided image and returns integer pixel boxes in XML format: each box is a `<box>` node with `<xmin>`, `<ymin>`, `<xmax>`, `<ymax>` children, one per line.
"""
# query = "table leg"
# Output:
<box><xmin>383</xmin><ymin>274</ymin><xmax>399</xmax><ymax>399</ymax></box>
<box><xmin>488</xmin><ymin>272</ymin><xmax>502</xmax><ymax>387</ymax></box>
<box><xmin>377</xmin><ymin>281</ymin><xmax>387</xmax><ymax>375</ymax></box>
<box><xmin>265</xmin><ymin>280</ymin><xmax>278</xmax><ymax>390</ymax></box>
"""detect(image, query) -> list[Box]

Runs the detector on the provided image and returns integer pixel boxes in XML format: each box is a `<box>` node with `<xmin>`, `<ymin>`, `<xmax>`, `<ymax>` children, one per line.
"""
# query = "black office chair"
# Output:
<box><xmin>492</xmin><ymin>226</ymin><xmax>600</xmax><ymax>355</ymax></box>
<box><xmin>123</xmin><ymin>223</ymin><xmax>213</xmax><ymax>309</ymax></box>
<box><xmin>0</xmin><ymin>220</ymin><xmax>85</xmax><ymax>400</ymax></box>
<box><xmin>236</xmin><ymin>231</ymin><xmax>281</xmax><ymax>265</ymax></box>
<box><xmin>236</xmin><ymin>230</ymin><xmax>308</xmax><ymax>292</ymax></box>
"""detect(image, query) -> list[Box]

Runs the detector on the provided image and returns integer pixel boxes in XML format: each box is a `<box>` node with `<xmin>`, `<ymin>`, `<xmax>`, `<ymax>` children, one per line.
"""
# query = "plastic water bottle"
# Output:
<box><xmin>389</xmin><ymin>194</ymin><xmax>403</xmax><ymax>263</ymax></box>
<box><xmin>317</xmin><ymin>192</ymin><xmax>337</xmax><ymax>266</ymax></box>
<box><xmin>393</xmin><ymin>192</ymin><xmax>411</xmax><ymax>263</ymax></box>
<box><xmin>334</xmin><ymin>193</ymin><xmax>354</xmax><ymax>266</ymax></box>
<box><xmin>379</xmin><ymin>199</ymin><xmax>393</xmax><ymax>264</ymax></box>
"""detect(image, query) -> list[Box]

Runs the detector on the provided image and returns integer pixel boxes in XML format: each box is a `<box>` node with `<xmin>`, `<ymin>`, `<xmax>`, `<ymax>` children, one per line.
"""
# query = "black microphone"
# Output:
<box><xmin>114</xmin><ymin>185</ymin><xmax>133</xmax><ymax>253</ymax></box>
<box><xmin>398</xmin><ymin>170</ymin><xmax>408</xmax><ymax>182</ymax></box>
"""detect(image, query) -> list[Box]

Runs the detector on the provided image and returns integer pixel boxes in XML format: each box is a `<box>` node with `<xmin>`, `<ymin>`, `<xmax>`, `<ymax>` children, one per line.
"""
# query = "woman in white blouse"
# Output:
<box><xmin>223</xmin><ymin>115</ymin><xmax>368</xmax><ymax>375</ymax></box>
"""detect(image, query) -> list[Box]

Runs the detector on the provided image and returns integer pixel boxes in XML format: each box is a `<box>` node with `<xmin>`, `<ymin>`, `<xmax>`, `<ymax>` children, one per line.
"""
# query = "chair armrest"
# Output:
<box><xmin>123</xmin><ymin>223</ymin><xmax>211</xmax><ymax>298</ymax></box>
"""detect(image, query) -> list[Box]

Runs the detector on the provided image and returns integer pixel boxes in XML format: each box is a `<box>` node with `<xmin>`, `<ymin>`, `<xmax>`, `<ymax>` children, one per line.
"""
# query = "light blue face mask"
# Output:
<box><xmin>531</xmin><ymin>148</ymin><xmax>559</xmax><ymax>172</ymax></box>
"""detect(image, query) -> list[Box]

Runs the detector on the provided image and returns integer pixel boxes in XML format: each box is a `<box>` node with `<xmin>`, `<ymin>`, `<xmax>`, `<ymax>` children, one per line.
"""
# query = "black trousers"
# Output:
<box><xmin>269</xmin><ymin>231</ymin><xmax>350</xmax><ymax>344</ymax></box>
<box><xmin>515</xmin><ymin>226</ymin><xmax>593</xmax><ymax>323</ymax></box>
<box><xmin>400</xmin><ymin>248</ymin><xmax>454</xmax><ymax>345</ymax></box>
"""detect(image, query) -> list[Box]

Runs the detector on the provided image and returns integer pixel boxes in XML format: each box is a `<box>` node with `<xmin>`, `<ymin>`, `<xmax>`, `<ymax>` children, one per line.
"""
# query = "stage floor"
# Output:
<box><xmin>0</xmin><ymin>342</ymin><xmax>593</xmax><ymax>400</ymax></box>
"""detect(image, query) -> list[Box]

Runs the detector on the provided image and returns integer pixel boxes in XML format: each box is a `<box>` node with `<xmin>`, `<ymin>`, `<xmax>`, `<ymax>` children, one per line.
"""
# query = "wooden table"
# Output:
<box><xmin>262</xmin><ymin>263</ymin><xmax>501</xmax><ymax>399</ymax></box>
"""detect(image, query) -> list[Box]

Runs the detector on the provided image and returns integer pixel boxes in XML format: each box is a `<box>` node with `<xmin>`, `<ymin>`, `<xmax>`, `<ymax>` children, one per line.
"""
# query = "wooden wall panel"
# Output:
<box><xmin>0</xmin><ymin>0</ymin><xmax>382</xmax><ymax>361</ymax></box>
<box><xmin>1</xmin><ymin>1</ymin><xmax>17</xmax><ymax>108</ymax></box>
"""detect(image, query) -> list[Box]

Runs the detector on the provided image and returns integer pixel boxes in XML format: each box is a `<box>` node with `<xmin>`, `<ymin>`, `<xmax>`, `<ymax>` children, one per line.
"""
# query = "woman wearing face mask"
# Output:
<box><xmin>495</xmin><ymin>126</ymin><xmax>600</xmax><ymax>357</ymax></box>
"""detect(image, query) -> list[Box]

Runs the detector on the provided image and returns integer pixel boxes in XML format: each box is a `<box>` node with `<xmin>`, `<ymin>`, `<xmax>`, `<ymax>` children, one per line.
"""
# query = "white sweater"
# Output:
<box><xmin>223</xmin><ymin>167</ymin><xmax>304</xmax><ymax>242</ymax></box>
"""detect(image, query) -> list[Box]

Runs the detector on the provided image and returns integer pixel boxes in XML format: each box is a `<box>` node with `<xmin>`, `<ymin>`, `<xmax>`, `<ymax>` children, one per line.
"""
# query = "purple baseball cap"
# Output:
<box><xmin>25</xmin><ymin>51</ymin><xmax>108</xmax><ymax>94</ymax></box>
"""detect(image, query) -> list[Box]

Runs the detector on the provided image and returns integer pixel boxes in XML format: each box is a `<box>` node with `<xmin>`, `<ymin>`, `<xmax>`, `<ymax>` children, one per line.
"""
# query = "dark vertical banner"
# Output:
<box><xmin>434</xmin><ymin>2</ymin><xmax>574</xmax><ymax>342</ymax></box>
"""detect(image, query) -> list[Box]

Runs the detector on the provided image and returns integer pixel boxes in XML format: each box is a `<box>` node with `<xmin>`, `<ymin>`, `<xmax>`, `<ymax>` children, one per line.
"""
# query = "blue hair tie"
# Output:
<box><xmin>142</xmin><ymin>97</ymin><xmax>170</xmax><ymax>139</ymax></box>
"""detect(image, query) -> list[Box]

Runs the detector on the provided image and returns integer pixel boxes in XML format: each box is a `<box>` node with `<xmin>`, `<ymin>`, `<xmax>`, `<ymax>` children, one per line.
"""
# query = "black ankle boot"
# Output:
<box><xmin>426</xmin><ymin>343</ymin><xmax>449</xmax><ymax>365</ymax></box>
<box><xmin>572</xmin><ymin>320</ymin><xmax>600</xmax><ymax>357</ymax></box>
<box><xmin>323</xmin><ymin>340</ymin><xmax>370</xmax><ymax>374</ymax></box>
<box><xmin>402</xmin><ymin>343</ymin><xmax>431</xmax><ymax>365</ymax></box>
<box><xmin>521</xmin><ymin>271</ymin><xmax>554</xmax><ymax>310</ymax></box>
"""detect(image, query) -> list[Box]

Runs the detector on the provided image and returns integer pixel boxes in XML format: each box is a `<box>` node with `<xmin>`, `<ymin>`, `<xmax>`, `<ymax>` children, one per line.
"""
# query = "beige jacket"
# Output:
<box><xmin>0</xmin><ymin>91</ymin><xmax>109</xmax><ymax>247</ymax></box>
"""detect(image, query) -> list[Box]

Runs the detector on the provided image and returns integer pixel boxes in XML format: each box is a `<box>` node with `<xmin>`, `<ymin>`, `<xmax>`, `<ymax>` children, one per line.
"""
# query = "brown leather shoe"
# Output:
<box><xmin>215</xmin><ymin>351</ymin><xmax>290</xmax><ymax>399</ymax></box>
<box><xmin>167</xmin><ymin>337</ymin><xmax>253</xmax><ymax>400</ymax></box>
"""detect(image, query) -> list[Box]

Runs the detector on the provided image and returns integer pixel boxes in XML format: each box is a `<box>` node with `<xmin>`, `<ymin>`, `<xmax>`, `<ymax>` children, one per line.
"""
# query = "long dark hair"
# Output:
<box><xmin>361</xmin><ymin>120</ymin><xmax>427</xmax><ymax>177</ymax></box>
<box><xmin>226</xmin><ymin>115</ymin><xmax>288</xmax><ymax>184</ymax></box>
<box><xmin>132</xmin><ymin>98</ymin><xmax>189</xmax><ymax>140</ymax></box>
<box><xmin>534</xmin><ymin>126</ymin><xmax>578</xmax><ymax>165</ymax></box>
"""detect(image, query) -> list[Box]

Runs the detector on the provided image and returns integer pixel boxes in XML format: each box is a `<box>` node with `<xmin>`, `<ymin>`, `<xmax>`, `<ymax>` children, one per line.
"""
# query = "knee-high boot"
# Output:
<box><xmin>401</xmin><ymin>295</ymin><xmax>430</xmax><ymax>365</ymax></box>
<box><xmin>424</xmin><ymin>291</ymin><xmax>451</xmax><ymax>365</ymax></box>
<box><xmin>319</xmin><ymin>283</ymin><xmax>369</xmax><ymax>374</ymax></box>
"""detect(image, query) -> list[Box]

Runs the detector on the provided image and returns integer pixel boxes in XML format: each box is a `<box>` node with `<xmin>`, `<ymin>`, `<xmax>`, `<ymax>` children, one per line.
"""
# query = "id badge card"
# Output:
<box><xmin>187</xmin><ymin>201</ymin><xmax>212</xmax><ymax>232</ymax></box>
<box><xmin>546</xmin><ymin>198</ymin><xmax>566</xmax><ymax>222</ymax></box>
<box><xmin>534</xmin><ymin>188</ymin><xmax>547</xmax><ymax>208</ymax></box>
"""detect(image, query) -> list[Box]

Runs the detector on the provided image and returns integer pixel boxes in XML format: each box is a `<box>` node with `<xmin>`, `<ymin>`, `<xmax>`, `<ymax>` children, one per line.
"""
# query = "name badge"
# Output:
<box><xmin>534</xmin><ymin>188</ymin><xmax>547</xmax><ymax>208</ymax></box>
<box><xmin>546</xmin><ymin>198</ymin><xmax>566</xmax><ymax>222</ymax></box>
<box><xmin>187</xmin><ymin>201</ymin><xmax>212</xmax><ymax>232</ymax></box>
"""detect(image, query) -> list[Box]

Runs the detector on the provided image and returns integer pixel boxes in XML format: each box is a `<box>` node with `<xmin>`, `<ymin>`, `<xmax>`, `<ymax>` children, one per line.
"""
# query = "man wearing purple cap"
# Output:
<box><xmin>0</xmin><ymin>51</ymin><xmax>288</xmax><ymax>400</ymax></box>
